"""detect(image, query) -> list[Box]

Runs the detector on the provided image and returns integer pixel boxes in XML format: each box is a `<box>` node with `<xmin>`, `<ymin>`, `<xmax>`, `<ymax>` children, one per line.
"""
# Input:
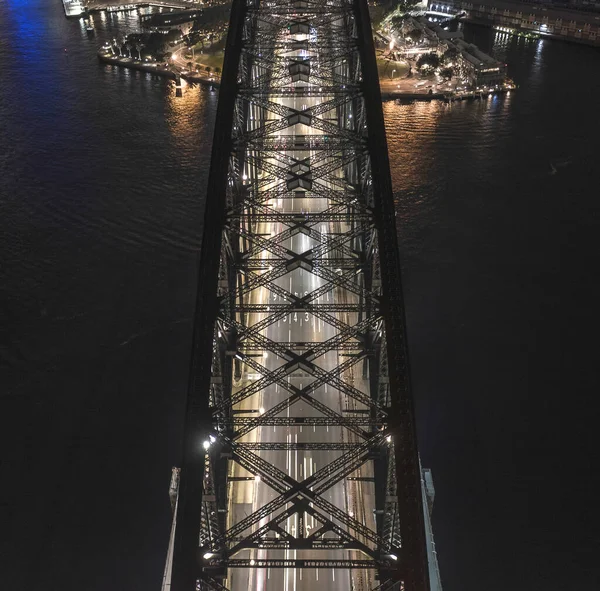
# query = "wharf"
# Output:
<box><xmin>429</xmin><ymin>0</ymin><xmax>600</xmax><ymax>47</ymax></box>
<box><xmin>382</xmin><ymin>87</ymin><xmax>514</xmax><ymax>103</ymax></box>
<box><xmin>98</xmin><ymin>52</ymin><xmax>176</xmax><ymax>78</ymax></box>
<box><xmin>97</xmin><ymin>51</ymin><xmax>221</xmax><ymax>89</ymax></box>
<box><xmin>382</xmin><ymin>91</ymin><xmax>445</xmax><ymax>101</ymax></box>
<box><xmin>62</xmin><ymin>0</ymin><xmax>86</xmax><ymax>18</ymax></box>
<box><xmin>86</xmin><ymin>1</ymin><xmax>189</xmax><ymax>13</ymax></box>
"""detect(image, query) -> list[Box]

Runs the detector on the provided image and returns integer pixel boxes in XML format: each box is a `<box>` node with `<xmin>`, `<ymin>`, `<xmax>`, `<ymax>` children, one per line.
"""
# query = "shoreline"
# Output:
<box><xmin>385</xmin><ymin>87</ymin><xmax>514</xmax><ymax>102</ymax></box>
<box><xmin>382</xmin><ymin>84</ymin><xmax>515</xmax><ymax>102</ymax></box>
<box><xmin>97</xmin><ymin>52</ymin><xmax>221</xmax><ymax>88</ymax></box>
<box><xmin>428</xmin><ymin>0</ymin><xmax>600</xmax><ymax>48</ymax></box>
<box><xmin>98</xmin><ymin>53</ymin><xmax>513</xmax><ymax>102</ymax></box>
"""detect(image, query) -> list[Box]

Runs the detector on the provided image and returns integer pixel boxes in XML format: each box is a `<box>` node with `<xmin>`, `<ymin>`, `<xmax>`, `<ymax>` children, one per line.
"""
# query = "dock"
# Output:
<box><xmin>98</xmin><ymin>52</ymin><xmax>177</xmax><ymax>79</ymax></box>
<box><xmin>383</xmin><ymin>87</ymin><xmax>515</xmax><ymax>104</ymax></box>
<box><xmin>62</xmin><ymin>0</ymin><xmax>86</xmax><ymax>18</ymax></box>
<box><xmin>85</xmin><ymin>1</ymin><xmax>191</xmax><ymax>14</ymax></box>
<box><xmin>97</xmin><ymin>51</ymin><xmax>221</xmax><ymax>89</ymax></box>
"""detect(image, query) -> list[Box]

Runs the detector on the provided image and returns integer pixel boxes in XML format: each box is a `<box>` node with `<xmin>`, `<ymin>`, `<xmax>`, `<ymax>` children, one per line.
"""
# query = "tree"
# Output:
<box><xmin>390</xmin><ymin>15</ymin><xmax>406</xmax><ymax>30</ymax></box>
<box><xmin>440</xmin><ymin>67</ymin><xmax>454</xmax><ymax>80</ymax></box>
<box><xmin>166</xmin><ymin>29</ymin><xmax>182</xmax><ymax>44</ymax></box>
<box><xmin>442</xmin><ymin>46</ymin><xmax>459</xmax><ymax>65</ymax></box>
<box><xmin>396</xmin><ymin>0</ymin><xmax>420</xmax><ymax>14</ymax></box>
<box><xmin>416</xmin><ymin>52</ymin><xmax>440</xmax><ymax>72</ymax></box>
<box><xmin>406</xmin><ymin>28</ymin><xmax>422</xmax><ymax>44</ymax></box>
<box><xmin>215</xmin><ymin>66</ymin><xmax>222</xmax><ymax>75</ymax></box>
<box><xmin>205</xmin><ymin>66</ymin><xmax>211</xmax><ymax>73</ymax></box>
<box><xmin>187</xmin><ymin>61</ymin><xmax>193</xmax><ymax>70</ymax></box>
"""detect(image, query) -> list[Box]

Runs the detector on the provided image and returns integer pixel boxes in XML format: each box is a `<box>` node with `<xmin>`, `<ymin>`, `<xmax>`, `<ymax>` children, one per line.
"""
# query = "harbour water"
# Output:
<box><xmin>1</xmin><ymin>2</ymin><xmax>598</xmax><ymax>590</ymax></box>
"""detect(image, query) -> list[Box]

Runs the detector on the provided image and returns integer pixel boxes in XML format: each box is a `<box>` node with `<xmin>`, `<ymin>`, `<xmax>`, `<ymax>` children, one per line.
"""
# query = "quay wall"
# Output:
<box><xmin>428</xmin><ymin>0</ymin><xmax>600</xmax><ymax>46</ymax></box>
<box><xmin>97</xmin><ymin>52</ymin><xmax>221</xmax><ymax>89</ymax></box>
<box><xmin>381</xmin><ymin>88</ymin><xmax>513</xmax><ymax>101</ymax></box>
<box><xmin>98</xmin><ymin>53</ymin><xmax>177</xmax><ymax>78</ymax></box>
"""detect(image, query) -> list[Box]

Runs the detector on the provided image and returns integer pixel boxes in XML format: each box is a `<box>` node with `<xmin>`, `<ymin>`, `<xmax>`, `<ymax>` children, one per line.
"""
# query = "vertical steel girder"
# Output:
<box><xmin>169</xmin><ymin>0</ymin><xmax>430</xmax><ymax>590</ymax></box>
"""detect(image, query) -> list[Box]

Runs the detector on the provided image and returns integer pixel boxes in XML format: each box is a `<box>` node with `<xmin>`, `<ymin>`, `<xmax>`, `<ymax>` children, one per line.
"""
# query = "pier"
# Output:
<box><xmin>61</xmin><ymin>0</ymin><xmax>86</xmax><ymax>18</ymax></box>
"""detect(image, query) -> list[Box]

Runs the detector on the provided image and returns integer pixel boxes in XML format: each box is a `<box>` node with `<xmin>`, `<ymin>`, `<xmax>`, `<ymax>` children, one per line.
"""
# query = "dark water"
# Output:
<box><xmin>1</xmin><ymin>2</ymin><xmax>598</xmax><ymax>589</ymax></box>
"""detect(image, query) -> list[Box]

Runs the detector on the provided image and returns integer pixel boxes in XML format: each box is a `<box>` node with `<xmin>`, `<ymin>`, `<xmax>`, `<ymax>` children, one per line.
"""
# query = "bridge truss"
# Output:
<box><xmin>165</xmin><ymin>0</ymin><xmax>438</xmax><ymax>590</ymax></box>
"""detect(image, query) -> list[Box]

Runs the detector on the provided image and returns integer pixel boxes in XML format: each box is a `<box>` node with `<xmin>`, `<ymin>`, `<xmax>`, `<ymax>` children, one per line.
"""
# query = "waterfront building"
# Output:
<box><xmin>448</xmin><ymin>38</ymin><xmax>508</xmax><ymax>86</ymax></box>
<box><xmin>394</xmin><ymin>15</ymin><xmax>508</xmax><ymax>88</ymax></box>
<box><xmin>400</xmin><ymin>16</ymin><xmax>443</xmax><ymax>47</ymax></box>
<box><xmin>428</xmin><ymin>0</ymin><xmax>600</xmax><ymax>46</ymax></box>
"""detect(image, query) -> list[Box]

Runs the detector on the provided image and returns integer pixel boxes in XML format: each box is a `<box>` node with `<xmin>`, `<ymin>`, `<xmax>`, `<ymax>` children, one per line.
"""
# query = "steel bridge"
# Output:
<box><xmin>161</xmin><ymin>0</ymin><xmax>442</xmax><ymax>590</ymax></box>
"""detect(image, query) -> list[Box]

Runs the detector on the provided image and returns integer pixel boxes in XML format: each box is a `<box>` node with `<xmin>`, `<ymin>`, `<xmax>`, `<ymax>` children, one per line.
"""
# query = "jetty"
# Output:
<box><xmin>62</xmin><ymin>0</ymin><xmax>86</xmax><ymax>18</ymax></box>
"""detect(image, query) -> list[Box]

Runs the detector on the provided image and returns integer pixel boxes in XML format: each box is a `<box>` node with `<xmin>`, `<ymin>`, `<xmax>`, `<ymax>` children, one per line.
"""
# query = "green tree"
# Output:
<box><xmin>390</xmin><ymin>15</ymin><xmax>406</xmax><ymax>30</ymax></box>
<box><xmin>440</xmin><ymin>67</ymin><xmax>454</xmax><ymax>80</ymax></box>
<box><xmin>416</xmin><ymin>52</ymin><xmax>440</xmax><ymax>72</ymax></box>
<box><xmin>166</xmin><ymin>29</ymin><xmax>181</xmax><ymax>44</ymax></box>
<box><xmin>396</xmin><ymin>0</ymin><xmax>420</xmax><ymax>14</ymax></box>
<box><xmin>215</xmin><ymin>66</ymin><xmax>222</xmax><ymax>75</ymax></box>
<box><xmin>406</xmin><ymin>28</ymin><xmax>422</xmax><ymax>44</ymax></box>
<box><xmin>205</xmin><ymin>66</ymin><xmax>212</xmax><ymax>73</ymax></box>
<box><xmin>442</xmin><ymin>46</ymin><xmax>459</xmax><ymax>65</ymax></box>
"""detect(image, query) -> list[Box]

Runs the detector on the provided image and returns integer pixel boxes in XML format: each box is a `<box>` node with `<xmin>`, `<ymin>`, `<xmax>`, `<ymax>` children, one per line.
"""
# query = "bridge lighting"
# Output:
<box><xmin>162</xmin><ymin>0</ymin><xmax>440</xmax><ymax>586</ymax></box>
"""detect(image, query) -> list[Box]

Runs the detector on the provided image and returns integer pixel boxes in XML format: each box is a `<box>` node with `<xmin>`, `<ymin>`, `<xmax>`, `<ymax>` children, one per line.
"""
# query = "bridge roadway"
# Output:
<box><xmin>227</xmin><ymin>31</ymin><xmax>376</xmax><ymax>591</ymax></box>
<box><xmin>165</xmin><ymin>0</ymin><xmax>437</xmax><ymax>589</ymax></box>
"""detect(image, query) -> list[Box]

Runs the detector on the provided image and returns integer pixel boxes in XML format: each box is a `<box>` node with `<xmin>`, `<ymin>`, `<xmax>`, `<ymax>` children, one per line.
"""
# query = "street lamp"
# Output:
<box><xmin>391</xmin><ymin>69</ymin><xmax>396</xmax><ymax>79</ymax></box>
